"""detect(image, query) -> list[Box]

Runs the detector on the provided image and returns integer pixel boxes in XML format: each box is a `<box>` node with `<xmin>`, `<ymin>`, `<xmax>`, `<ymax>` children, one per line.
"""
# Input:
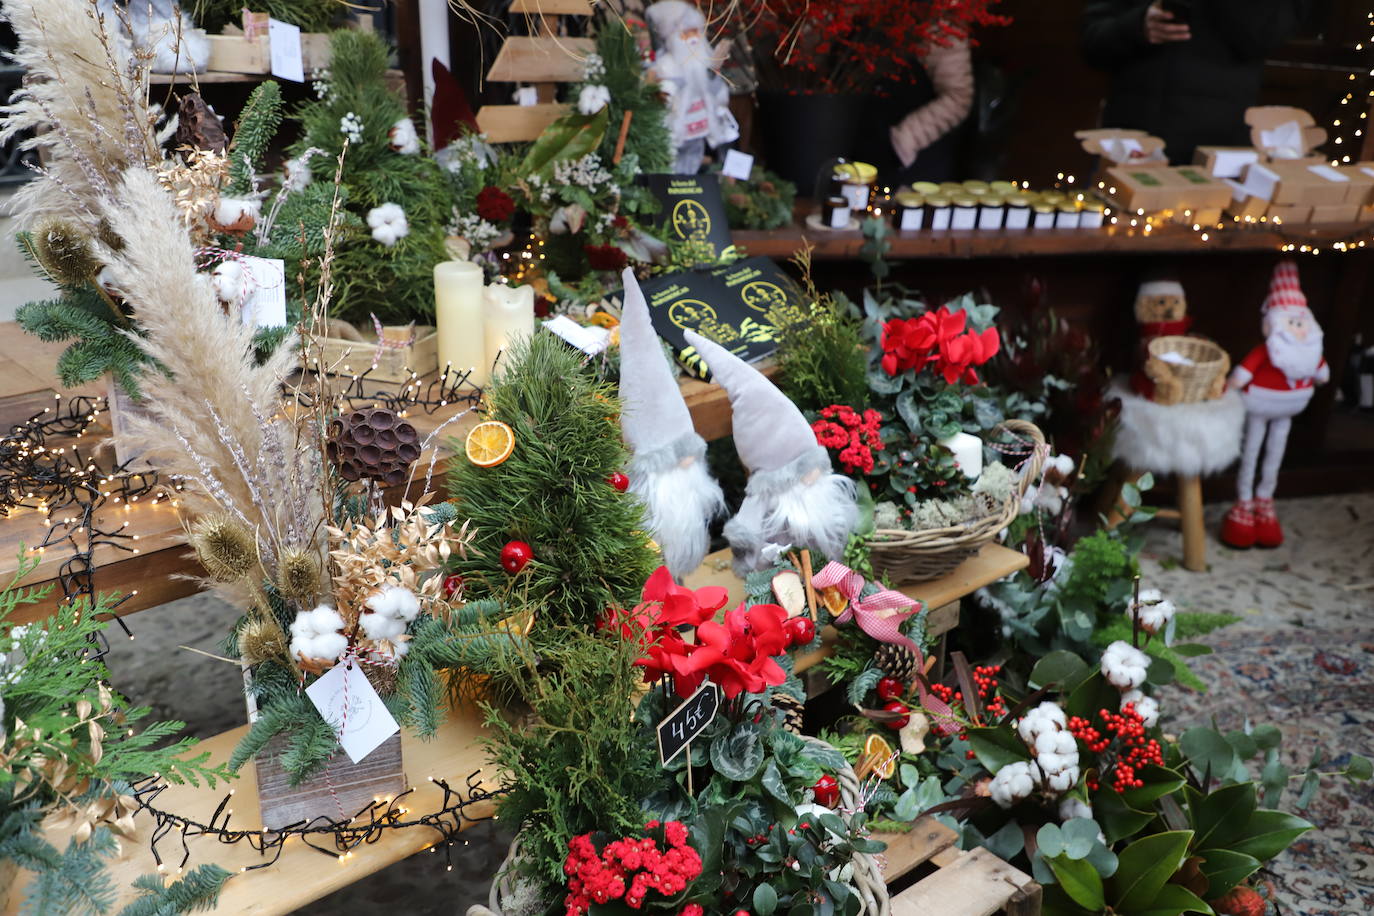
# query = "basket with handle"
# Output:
<box><xmin>867</xmin><ymin>420</ymin><xmax>1047</xmax><ymax>584</ymax></box>
<box><xmin>469</xmin><ymin>735</ymin><xmax>891</xmax><ymax>916</ymax></box>
<box><xmin>1146</xmin><ymin>335</ymin><xmax>1229</xmax><ymax>404</ymax></box>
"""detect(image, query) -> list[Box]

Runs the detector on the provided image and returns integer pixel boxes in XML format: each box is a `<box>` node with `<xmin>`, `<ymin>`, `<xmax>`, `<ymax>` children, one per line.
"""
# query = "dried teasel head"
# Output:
<box><xmin>189</xmin><ymin>514</ymin><xmax>258</xmax><ymax>582</ymax></box>
<box><xmin>32</xmin><ymin>219</ymin><xmax>98</xmax><ymax>286</ymax></box>
<box><xmin>277</xmin><ymin>548</ymin><xmax>322</xmax><ymax>605</ymax></box>
<box><xmin>238</xmin><ymin>617</ymin><xmax>289</xmax><ymax>665</ymax></box>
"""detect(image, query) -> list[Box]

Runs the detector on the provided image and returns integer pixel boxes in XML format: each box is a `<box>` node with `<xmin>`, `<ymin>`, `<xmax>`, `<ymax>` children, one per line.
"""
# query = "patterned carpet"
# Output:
<box><xmin>1141</xmin><ymin>494</ymin><xmax>1374</xmax><ymax>916</ymax></box>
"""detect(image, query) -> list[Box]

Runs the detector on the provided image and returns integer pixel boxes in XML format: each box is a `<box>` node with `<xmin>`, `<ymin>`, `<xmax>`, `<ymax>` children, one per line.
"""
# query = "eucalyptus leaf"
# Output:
<box><xmin>984</xmin><ymin>821</ymin><xmax>1025</xmax><ymax>861</ymax></box>
<box><xmin>1037</xmin><ymin>823</ymin><xmax>1065</xmax><ymax>858</ymax></box>
<box><xmin>1062</xmin><ymin>818</ymin><xmax>1099</xmax><ymax>860</ymax></box>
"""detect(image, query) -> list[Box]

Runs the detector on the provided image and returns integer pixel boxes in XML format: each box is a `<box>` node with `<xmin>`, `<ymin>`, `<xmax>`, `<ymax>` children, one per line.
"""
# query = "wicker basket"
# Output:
<box><xmin>867</xmin><ymin>420</ymin><xmax>1046</xmax><ymax>584</ymax></box>
<box><xmin>470</xmin><ymin>736</ymin><xmax>890</xmax><ymax>916</ymax></box>
<box><xmin>1146</xmin><ymin>335</ymin><xmax>1228</xmax><ymax>404</ymax></box>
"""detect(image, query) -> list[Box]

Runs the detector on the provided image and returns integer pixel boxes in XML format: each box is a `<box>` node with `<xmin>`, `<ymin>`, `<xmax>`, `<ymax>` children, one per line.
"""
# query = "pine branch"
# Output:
<box><xmin>227</xmin><ymin>81</ymin><xmax>284</xmax><ymax>196</ymax></box>
<box><xmin>23</xmin><ymin>831</ymin><xmax>118</xmax><ymax>916</ymax></box>
<box><xmin>227</xmin><ymin>693</ymin><xmax>326</xmax><ymax>774</ymax></box>
<box><xmin>118</xmin><ymin>864</ymin><xmax>232</xmax><ymax>916</ymax></box>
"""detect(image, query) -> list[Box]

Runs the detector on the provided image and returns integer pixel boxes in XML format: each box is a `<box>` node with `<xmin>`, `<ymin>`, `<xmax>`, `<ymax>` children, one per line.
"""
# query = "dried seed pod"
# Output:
<box><xmin>325</xmin><ymin>407</ymin><xmax>421</xmax><ymax>485</ymax></box>
<box><xmin>277</xmin><ymin>549</ymin><xmax>322</xmax><ymax>605</ymax></box>
<box><xmin>238</xmin><ymin>617</ymin><xmax>289</xmax><ymax>665</ymax></box>
<box><xmin>364</xmin><ymin>662</ymin><xmax>399</xmax><ymax>697</ymax></box>
<box><xmin>189</xmin><ymin>514</ymin><xmax>257</xmax><ymax>581</ymax></box>
<box><xmin>32</xmin><ymin>220</ymin><xmax>98</xmax><ymax>286</ymax></box>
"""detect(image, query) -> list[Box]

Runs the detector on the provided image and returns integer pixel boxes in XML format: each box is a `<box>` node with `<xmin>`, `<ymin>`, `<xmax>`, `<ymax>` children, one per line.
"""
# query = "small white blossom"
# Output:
<box><xmin>311</xmin><ymin>67</ymin><xmax>333</xmax><ymax>100</ymax></box>
<box><xmin>1102</xmin><ymin>640</ymin><xmax>1150</xmax><ymax>690</ymax></box>
<box><xmin>578</xmin><ymin>84</ymin><xmax>611</xmax><ymax>115</ymax></box>
<box><xmin>289</xmin><ymin>605</ymin><xmax>347</xmax><ymax>662</ymax></box>
<box><xmin>582</xmin><ymin>52</ymin><xmax>606</xmax><ymax>81</ymax></box>
<box><xmin>339</xmin><ymin>111</ymin><xmax>364</xmax><ymax>144</ymax></box>
<box><xmin>447</xmin><ymin>211</ymin><xmax>503</xmax><ymax>250</ymax></box>
<box><xmin>1058</xmin><ymin>797</ymin><xmax>1093</xmax><ymax>822</ymax></box>
<box><xmin>1129</xmin><ymin>588</ymin><xmax>1176</xmax><ymax>635</ymax></box>
<box><xmin>1120</xmin><ymin>689</ymin><xmax>1160</xmax><ymax>727</ymax></box>
<box><xmin>367</xmin><ymin>202</ymin><xmax>409</xmax><ymax>246</ymax></box>
<box><xmin>990</xmin><ymin>760</ymin><xmax>1040</xmax><ymax>809</ymax></box>
<box><xmin>388</xmin><ymin>117</ymin><xmax>420</xmax><ymax>155</ymax></box>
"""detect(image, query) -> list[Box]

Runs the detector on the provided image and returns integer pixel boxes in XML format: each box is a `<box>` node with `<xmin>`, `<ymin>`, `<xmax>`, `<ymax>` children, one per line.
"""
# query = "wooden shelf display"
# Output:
<box><xmin>475</xmin><ymin>0</ymin><xmax>593</xmax><ymax>141</ymax></box>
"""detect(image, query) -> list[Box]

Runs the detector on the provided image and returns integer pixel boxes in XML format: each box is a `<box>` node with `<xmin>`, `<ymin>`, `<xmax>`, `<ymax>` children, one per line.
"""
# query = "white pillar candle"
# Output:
<box><xmin>940</xmin><ymin>431</ymin><xmax>983</xmax><ymax>480</ymax></box>
<box><xmin>484</xmin><ymin>283</ymin><xmax>536</xmax><ymax>374</ymax></box>
<box><xmin>434</xmin><ymin>260</ymin><xmax>487</xmax><ymax>386</ymax></box>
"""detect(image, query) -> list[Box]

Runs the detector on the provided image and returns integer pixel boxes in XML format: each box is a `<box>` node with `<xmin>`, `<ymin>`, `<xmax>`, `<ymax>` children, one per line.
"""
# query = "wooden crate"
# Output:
<box><xmin>205</xmin><ymin>32</ymin><xmax>333</xmax><ymax>75</ymax></box>
<box><xmin>314</xmin><ymin>325</ymin><xmax>439</xmax><ymax>383</ymax></box>
<box><xmin>254</xmin><ymin>732</ymin><xmax>405</xmax><ymax>832</ymax></box>
<box><xmin>878</xmin><ymin>818</ymin><xmax>1041</xmax><ymax>916</ymax></box>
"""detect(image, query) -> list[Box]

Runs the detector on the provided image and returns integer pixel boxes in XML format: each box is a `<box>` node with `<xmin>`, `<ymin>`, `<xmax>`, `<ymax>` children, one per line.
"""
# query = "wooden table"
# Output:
<box><xmin>0</xmin><ymin>324</ymin><xmax>750</xmax><ymax>623</ymax></box>
<box><xmin>0</xmin><ymin>704</ymin><xmax>496</xmax><ymax>916</ymax></box>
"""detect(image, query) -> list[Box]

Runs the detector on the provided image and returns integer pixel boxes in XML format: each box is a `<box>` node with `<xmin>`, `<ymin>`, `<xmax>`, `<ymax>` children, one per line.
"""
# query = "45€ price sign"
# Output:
<box><xmin>656</xmin><ymin>681</ymin><xmax>719</xmax><ymax>795</ymax></box>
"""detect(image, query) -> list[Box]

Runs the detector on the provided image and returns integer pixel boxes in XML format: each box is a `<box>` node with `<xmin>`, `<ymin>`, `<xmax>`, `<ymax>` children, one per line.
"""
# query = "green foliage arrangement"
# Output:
<box><xmin>445</xmin><ymin>332</ymin><xmax>658</xmax><ymax>651</ymax></box>
<box><xmin>115</xmin><ymin>865</ymin><xmax>233</xmax><ymax>916</ymax></box>
<box><xmin>191</xmin><ymin>0</ymin><xmax>336</xmax><ymax>32</ymax></box>
<box><xmin>717</xmin><ymin>164</ymin><xmax>797</xmax><ymax>231</ymax></box>
<box><xmin>0</xmin><ymin>554</ymin><xmax>230</xmax><ymax>915</ymax></box>
<box><xmin>574</xmin><ymin>21</ymin><xmax>673</xmax><ymax>173</ymax></box>
<box><xmin>775</xmin><ymin>253</ymin><xmax>869</xmax><ymax>413</ymax></box>
<box><xmin>290</xmin><ymin>29</ymin><xmax>453</xmax><ymax>323</ymax></box>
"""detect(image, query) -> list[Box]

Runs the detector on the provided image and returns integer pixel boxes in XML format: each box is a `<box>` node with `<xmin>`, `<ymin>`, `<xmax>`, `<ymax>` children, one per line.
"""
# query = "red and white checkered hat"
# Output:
<box><xmin>1262</xmin><ymin>260</ymin><xmax>1308</xmax><ymax>313</ymax></box>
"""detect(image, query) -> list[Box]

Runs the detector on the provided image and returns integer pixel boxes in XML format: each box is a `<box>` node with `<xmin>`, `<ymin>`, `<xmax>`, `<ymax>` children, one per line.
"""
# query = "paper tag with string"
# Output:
<box><xmin>305</xmin><ymin>660</ymin><xmax>400</xmax><ymax>764</ymax></box>
<box><xmin>239</xmin><ymin>256</ymin><xmax>287</xmax><ymax>328</ymax></box>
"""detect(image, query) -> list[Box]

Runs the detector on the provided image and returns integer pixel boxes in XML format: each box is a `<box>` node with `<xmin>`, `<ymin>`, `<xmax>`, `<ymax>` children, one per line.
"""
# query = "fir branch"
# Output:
<box><xmin>23</xmin><ymin>830</ymin><xmax>118</xmax><ymax>916</ymax></box>
<box><xmin>118</xmin><ymin>864</ymin><xmax>232</xmax><ymax>916</ymax></box>
<box><xmin>226</xmin><ymin>81</ymin><xmax>284</xmax><ymax>196</ymax></box>
<box><xmin>227</xmin><ymin>693</ymin><xmax>329</xmax><ymax>776</ymax></box>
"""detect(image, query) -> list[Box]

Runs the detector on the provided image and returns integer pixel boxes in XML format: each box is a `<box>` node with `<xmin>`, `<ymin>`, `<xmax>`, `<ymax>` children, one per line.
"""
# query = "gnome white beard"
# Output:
<box><xmin>725</xmin><ymin>448</ymin><xmax>858</xmax><ymax>576</ymax></box>
<box><xmin>629</xmin><ymin>434</ymin><xmax>725</xmax><ymax>579</ymax></box>
<box><xmin>1265</xmin><ymin>325</ymin><xmax>1324</xmax><ymax>382</ymax></box>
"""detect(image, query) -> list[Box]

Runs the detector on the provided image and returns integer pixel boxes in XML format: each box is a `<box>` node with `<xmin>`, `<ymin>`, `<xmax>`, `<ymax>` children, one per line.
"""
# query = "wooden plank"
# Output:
<box><xmin>475</xmin><ymin>103</ymin><xmax>572</xmax><ymax>143</ymax></box>
<box><xmin>874</xmin><ymin>818</ymin><xmax>959</xmax><ymax>883</ymax></box>
<box><xmin>510</xmin><ymin>0</ymin><xmax>593</xmax><ymax>13</ymax></box>
<box><xmin>486</xmin><ymin>36</ymin><xmax>595</xmax><ymax>83</ymax></box>
<box><xmin>1</xmin><ymin>705</ymin><xmax>496</xmax><ymax>916</ymax></box>
<box><xmin>890</xmin><ymin>847</ymin><xmax>1038</xmax><ymax>916</ymax></box>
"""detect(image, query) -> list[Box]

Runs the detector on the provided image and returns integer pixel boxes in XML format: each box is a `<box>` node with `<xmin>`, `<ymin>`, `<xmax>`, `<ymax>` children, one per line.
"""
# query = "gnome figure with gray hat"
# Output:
<box><xmin>619</xmin><ymin>269</ymin><xmax>727</xmax><ymax>579</ymax></box>
<box><xmin>685</xmin><ymin>330</ymin><xmax>858</xmax><ymax>575</ymax></box>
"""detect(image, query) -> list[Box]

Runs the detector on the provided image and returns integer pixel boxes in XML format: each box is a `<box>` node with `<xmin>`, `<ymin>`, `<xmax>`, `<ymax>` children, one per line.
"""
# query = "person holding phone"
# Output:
<box><xmin>1081</xmin><ymin>0</ymin><xmax>1304</xmax><ymax>163</ymax></box>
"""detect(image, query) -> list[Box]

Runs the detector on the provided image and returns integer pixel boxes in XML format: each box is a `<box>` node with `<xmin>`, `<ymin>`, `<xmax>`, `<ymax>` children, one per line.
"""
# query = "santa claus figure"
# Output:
<box><xmin>645</xmin><ymin>1</ymin><xmax>739</xmax><ymax>174</ymax></box>
<box><xmin>1220</xmin><ymin>261</ymin><xmax>1328</xmax><ymax>549</ymax></box>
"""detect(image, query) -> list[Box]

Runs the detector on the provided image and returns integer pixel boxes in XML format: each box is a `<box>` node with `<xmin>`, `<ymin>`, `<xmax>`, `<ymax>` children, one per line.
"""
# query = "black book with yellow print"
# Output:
<box><xmin>607</xmin><ymin>257</ymin><xmax>806</xmax><ymax>379</ymax></box>
<box><xmin>641</xmin><ymin>173</ymin><xmax>734</xmax><ymax>265</ymax></box>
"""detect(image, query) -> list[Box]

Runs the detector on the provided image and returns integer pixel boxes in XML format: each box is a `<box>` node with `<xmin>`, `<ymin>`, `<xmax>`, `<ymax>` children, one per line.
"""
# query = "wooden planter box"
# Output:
<box><xmin>254</xmin><ymin>732</ymin><xmax>405</xmax><ymax>832</ymax></box>
<box><xmin>206</xmin><ymin>32</ymin><xmax>333</xmax><ymax>75</ymax></box>
<box><xmin>313</xmin><ymin>325</ymin><xmax>439</xmax><ymax>383</ymax></box>
<box><xmin>879</xmin><ymin>817</ymin><xmax>1041</xmax><ymax>915</ymax></box>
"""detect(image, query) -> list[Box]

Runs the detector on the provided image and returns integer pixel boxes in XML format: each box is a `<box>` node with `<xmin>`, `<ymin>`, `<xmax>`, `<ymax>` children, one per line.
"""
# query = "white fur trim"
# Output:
<box><xmin>628</xmin><ymin>433</ymin><xmax>725</xmax><ymax>578</ymax></box>
<box><xmin>1110</xmin><ymin>380</ymin><xmax>1244</xmax><ymax>477</ymax></box>
<box><xmin>1138</xmin><ymin>280</ymin><xmax>1184</xmax><ymax>298</ymax></box>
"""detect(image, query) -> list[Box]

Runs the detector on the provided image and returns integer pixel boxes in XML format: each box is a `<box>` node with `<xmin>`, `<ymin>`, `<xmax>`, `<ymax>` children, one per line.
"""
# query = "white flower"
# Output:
<box><xmin>339</xmin><ymin>111</ymin><xmax>364</xmax><ymax>144</ymax></box>
<box><xmin>1044</xmin><ymin>765</ymin><xmax>1080</xmax><ymax>794</ymax></box>
<box><xmin>582</xmin><ymin>52</ymin><xmax>606</xmax><ymax>81</ymax></box>
<box><xmin>283</xmin><ymin>155</ymin><xmax>313</xmax><ymax>192</ymax></box>
<box><xmin>578</xmin><ymin>84</ymin><xmax>611</xmax><ymax>115</ymax></box>
<box><xmin>1129</xmin><ymin>588</ymin><xmax>1176</xmax><ymax>635</ymax></box>
<box><xmin>1101</xmin><ymin>640</ymin><xmax>1150</xmax><ymax>690</ymax></box>
<box><xmin>366</xmin><ymin>202</ymin><xmax>408</xmax><ymax>247</ymax></box>
<box><xmin>289</xmin><ymin>605</ymin><xmax>347</xmax><ymax>662</ymax></box>
<box><xmin>1059</xmin><ymin>797</ymin><xmax>1093</xmax><ymax>822</ymax></box>
<box><xmin>990</xmin><ymin>760</ymin><xmax>1040</xmax><ymax>808</ymax></box>
<box><xmin>213</xmin><ymin>196</ymin><xmax>260</xmax><ymax>229</ymax></box>
<box><xmin>388</xmin><ymin>117</ymin><xmax>420</xmax><ymax>155</ymax></box>
<box><xmin>1121</xmin><ymin>689</ymin><xmax>1160</xmax><ymax>728</ymax></box>
<box><xmin>1016</xmin><ymin>701</ymin><xmax>1067</xmax><ymax>745</ymax></box>
<box><xmin>311</xmin><ymin>67</ymin><xmax>333</xmax><ymax>100</ymax></box>
<box><xmin>447</xmin><ymin>211</ymin><xmax>502</xmax><ymax>250</ymax></box>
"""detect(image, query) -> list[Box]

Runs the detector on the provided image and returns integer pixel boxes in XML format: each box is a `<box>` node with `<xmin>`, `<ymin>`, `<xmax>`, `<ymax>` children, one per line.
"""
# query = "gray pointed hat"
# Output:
<box><xmin>619</xmin><ymin>268</ymin><xmax>696</xmax><ymax>452</ymax></box>
<box><xmin>684</xmin><ymin>329</ymin><xmax>818</xmax><ymax>473</ymax></box>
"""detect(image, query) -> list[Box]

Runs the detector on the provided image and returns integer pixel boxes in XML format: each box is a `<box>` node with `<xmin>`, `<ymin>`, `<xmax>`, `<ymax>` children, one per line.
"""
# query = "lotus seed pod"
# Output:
<box><xmin>325</xmin><ymin>407</ymin><xmax>421</xmax><ymax>484</ymax></box>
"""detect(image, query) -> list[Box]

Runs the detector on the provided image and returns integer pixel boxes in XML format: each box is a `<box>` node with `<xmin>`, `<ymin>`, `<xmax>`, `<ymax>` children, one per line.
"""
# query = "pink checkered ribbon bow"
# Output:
<box><xmin>811</xmin><ymin>561</ymin><xmax>923</xmax><ymax>656</ymax></box>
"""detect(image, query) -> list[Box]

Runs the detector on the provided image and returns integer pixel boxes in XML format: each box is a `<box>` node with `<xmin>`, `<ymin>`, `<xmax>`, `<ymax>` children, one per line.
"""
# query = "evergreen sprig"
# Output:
<box><xmin>226</xmin><ymin>691</ymin><xmax>335</xmax><ymax>786</ymax></box>
<box><xmin>581</xmin><ymin>21</ymin><xmax>672</xmax><ymax>172</ymax></box>
<box><xmin>445</xmin><ymin>332</ymin><xmax>658</xmax><ymax>651</ymax></box>
<box><xmin>118</xmin><ymin>864</ymin><xmax>233</xmax><ymax>916</ymax></box>
<box><xmin>226</xmin><ymin>81</ymin><xmax>284</xmax><ymax>196</ymax></box>
<box><xmin>22</xmin><ymin>831</ymin><xmax>118</xmax><ymax>916</ymax></box>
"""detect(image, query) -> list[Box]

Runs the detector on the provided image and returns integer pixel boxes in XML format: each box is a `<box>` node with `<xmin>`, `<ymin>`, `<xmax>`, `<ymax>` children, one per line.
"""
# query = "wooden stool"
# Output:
<box><xmin>1102</xmin><ymin>468</ymin><xmax>1206</xmax><ymax>571</ymax></box>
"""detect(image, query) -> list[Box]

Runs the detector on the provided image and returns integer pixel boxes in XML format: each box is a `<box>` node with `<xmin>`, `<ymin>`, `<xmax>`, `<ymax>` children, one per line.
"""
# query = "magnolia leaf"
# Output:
<box><xmin>1111</xmin><ymin>830</ymin><xmax>1193</xmax><ymax>911</ymax></box>
<box><xmin>1227</xmin><ymin>810</ymin><xmax>1313</xmax><ymax>863</ymax></box>
<box><xmin>1046</xmin><ymin>853</ymin><xmax>1105</xmax><ymax>911</ymax></box>
<box><xmin>1199</xmin><ymin>848</ymin><xmax>1261</xmax><ymax>897</ymax></box>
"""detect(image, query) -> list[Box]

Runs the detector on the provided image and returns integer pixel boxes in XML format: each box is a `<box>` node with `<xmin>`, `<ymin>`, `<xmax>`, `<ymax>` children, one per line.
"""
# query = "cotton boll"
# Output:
<box><xmin>1101</xmin><ymin>640</ymin><xmax>1150</xmax><ymax>690</ymax></box>
<box><xmin>1122</xmin><ymin>690</ymin><xmax>1161</xmax><ymax>727</ymax></box>
<box><xmin>307</xmin><ymin>605</ymin><xmax>345</xmax><ymax>635</ymax></box>
<box><xmin>578</xmin><ymin>84</ymin><xmax>611</xmax><ymax>115</ymax></box>
<box><xmin>1035</xmin><ymin>730</ymin><xmax>1077</xmax><ymax>760</ymax></box>
<box><xmin>1129</xmin><ymin>587</ymin><xmax>1176</xmax><ymax>635</ymax></box>
<box><xmin>1017</xmin><ymin>702</ymin><xmax>1067</xmax><ymax>745</ymax></box>
<box><xmin>211</xmin><ymin>260</ymin><xmax>245</xmax><ymax>306</ymax></box>
<box><xmin>989</xmin><ymin>760</ymin><xmax>1039</xmax><ymax>808</ymax></box>
<box><xmin>390</xmin><ymin>587</ymin><xmax>420</xmax><ymax>621</ymax></box>
<box><xmin>361</xmin><ymin>612</ymin><xmax>406</xmax><ymax>642</ymax></box>
<box><xmin>366</xmin><ymin>203</ymin><xmax>408</xmax><ymax>247</ymax></box>
<box><xmin>310</xmin><ymin>630</ymin><xmax>348</xmax><ymax>662</ymax></box>
<box><xmin>214</xmin><ymin>196</ymin><xmax>260</xmax><ymax>229</ymax></box>
<box><xmin>388</xmin><ymin>117</ymin><xmax>420</xmax><ymax>155</ymax></box>
<box><xmin>1044</xmin><ymin>765</ymin><xmax>1080</xmax><ymax>794</ymax></box>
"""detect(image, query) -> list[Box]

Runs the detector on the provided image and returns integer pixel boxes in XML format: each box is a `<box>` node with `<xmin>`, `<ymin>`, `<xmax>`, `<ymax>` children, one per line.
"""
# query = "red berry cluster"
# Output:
<box><xmin>971</xmin><ymin>664</ymin><xmax>1001</xmax><ymax>699</ymax></box>
<box><xmin>1068</xmin><ymin>704</ymin><xmax>1164</xmax><ymax>793</ymax></box>
<box><xmin>563</xmin><ymin>821</ymin><xmax>702</xmax><ymax>916</ymax></box>
<box><xmin>811</xmin><ymin>405</ymin><xmax>884</xmax><ymax>474</ymax></box>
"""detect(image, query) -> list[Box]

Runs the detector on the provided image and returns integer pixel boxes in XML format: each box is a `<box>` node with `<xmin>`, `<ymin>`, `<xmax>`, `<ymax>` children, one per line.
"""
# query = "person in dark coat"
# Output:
<box><xmin>1081</xmin><ymin>0</ymin><xmax>1304</xmax><ymax>163</ymax></box>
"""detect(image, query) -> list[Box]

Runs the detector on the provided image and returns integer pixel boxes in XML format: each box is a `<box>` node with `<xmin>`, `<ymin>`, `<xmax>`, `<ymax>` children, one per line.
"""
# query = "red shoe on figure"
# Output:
<box><xmin>1220</xmin><ymin>500</ymin><xmax>1256</xmax><ymax>549</ymax></box>
<box><xmin>1253</xmin><ymin>498</ymin><xmax>1283</xmax><ymax>548</ymax></box>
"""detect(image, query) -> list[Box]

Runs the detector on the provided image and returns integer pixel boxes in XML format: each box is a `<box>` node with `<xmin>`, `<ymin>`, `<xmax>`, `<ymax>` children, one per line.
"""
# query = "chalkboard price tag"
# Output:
<box><xmin>656</xmin><ymin>681</ymin><xmax>719</xmax><ymax>766</ymax></box>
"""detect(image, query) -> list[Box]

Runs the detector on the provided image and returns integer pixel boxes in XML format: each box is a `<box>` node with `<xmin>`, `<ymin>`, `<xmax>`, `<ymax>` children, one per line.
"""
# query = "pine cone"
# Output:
<box><xmin>873</xmin><ymin>643</ymin><xmax>919</xmax><ymax>682</ymax></box>
<box><xmin>772</xmin><ymin>692</ymin><xmax>805</xmax><ymax>735</ymax></box>
<box><xmin>326</xmin><ymin>408</ymin><xmax>422</xmax><ymax>486</ymax></box>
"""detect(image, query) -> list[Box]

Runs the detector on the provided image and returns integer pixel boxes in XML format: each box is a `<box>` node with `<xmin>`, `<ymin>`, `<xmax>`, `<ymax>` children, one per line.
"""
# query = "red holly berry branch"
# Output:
<box><xmin>1067</xmin><ymin>703</ymin><xmax>1165</xmax><ymax>793</ymax></box>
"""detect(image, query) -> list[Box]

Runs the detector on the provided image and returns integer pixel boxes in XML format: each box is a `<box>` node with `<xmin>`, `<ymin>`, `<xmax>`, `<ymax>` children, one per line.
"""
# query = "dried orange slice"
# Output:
<box><xmin>465</xmin><ymin>420</ymin><xmax>515</xmax><ymax>467</ymax></box>
<box><xmin>863</xmin><ymin>733</ymin><xmax>896</xmax><ymax>779</ymax></box>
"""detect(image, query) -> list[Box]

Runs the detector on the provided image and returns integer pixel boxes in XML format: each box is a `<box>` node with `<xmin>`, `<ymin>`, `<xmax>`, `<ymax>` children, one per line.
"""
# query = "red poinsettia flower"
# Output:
<box><xmin>475</xmin><ymin>185</ymin><xmax>515</xmax><ymax>223</ymax></box>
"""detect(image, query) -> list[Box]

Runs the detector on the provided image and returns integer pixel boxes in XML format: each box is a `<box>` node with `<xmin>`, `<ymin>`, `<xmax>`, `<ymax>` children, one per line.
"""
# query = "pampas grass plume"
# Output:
<box><xmin>190</xmin><ymin>514</ymin><xmax>257</xmax><ymax>582</ymax></box>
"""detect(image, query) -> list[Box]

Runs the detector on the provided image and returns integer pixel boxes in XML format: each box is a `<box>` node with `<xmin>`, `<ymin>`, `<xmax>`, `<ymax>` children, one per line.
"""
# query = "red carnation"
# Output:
<box><xmin>475</xmin><ymin>185</ymin><xmax>515</xmax><ymax>223</ymax></box>
<box><xmin>585</xmin><ymin>243</ymin><xmax>629</xmax><ymax>271</ymax></box>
